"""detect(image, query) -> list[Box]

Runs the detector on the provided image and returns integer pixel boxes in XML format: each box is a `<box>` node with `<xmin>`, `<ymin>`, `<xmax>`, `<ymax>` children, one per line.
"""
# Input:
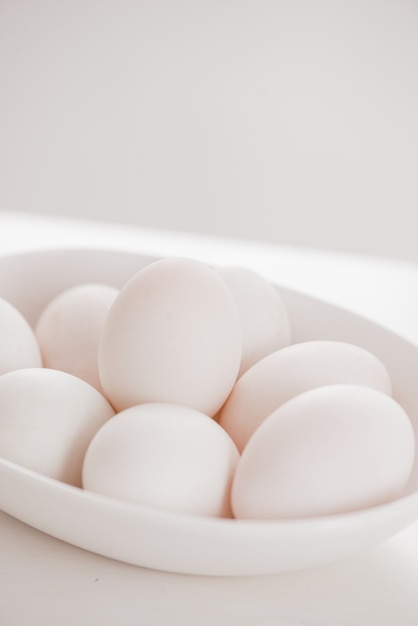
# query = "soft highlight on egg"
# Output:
<box><xmin>219</xmin><ymin>340</ymin><xmax>393</xmax><ymax>452</ymax></box>
<box><xmin>0</xmin><ymin>297</ymin><xmax>42</xmax><ymax>375</ymax></box>
<box><xmin>216</xmin><ymin>265</ymin><xmax>291</xmax><ymax>376</ymax></box>
<box><xmin>98</xmin><ymin>257</ymin><xmax>242</xmax><ymax>415</ymax></box>
<box><xmin>0</xmin><ymin>368</ymin><xmax>115</xmax><ymax>486</ymax></box>
<box><xmin>35</xmin><ymin>283</ymin><xmax>118</xmax><ymax>392</ymax></box>
<box><xmin>82</xmin><ymin>403</ymin><xmax>240</xmax><ymax>518</ymax></box>
<box><xmin>231</xmin><ymin>384</ymin><xmax>415</xmax><ymax>520</ymax></box>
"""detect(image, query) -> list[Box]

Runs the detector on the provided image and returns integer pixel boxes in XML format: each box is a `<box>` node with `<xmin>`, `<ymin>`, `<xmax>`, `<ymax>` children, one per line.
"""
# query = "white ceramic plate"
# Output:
<box><xmin>0</xmin><ymin>248</ymin><xmax>418</xmax><ymax>577</ymax></box>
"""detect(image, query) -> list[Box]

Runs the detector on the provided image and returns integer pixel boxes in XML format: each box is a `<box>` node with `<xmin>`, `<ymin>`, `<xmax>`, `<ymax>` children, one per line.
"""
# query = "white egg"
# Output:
<box><xmin>35</xmin><ymin>283</ymin><xmax>118</xmax><ymax>392</ymax></box>
<box><xmin>0</xmin><ymin>297</ymin><xmax>42</xmax><ymax>374</ymax></box>
<box><xmin>82</xmin><ymin>403</ymin><xmax>240</xmax><ymax>517</ymax></box>
<box><xmin>219</xmin><ymin>340</ymin><xmax>392</xmax><ymax>452</ymax></box>
<box><xmin>98</xmin><ymin>258</ymin><xmax>242</xmax><ymax>415</ymax></box>
<box><xmin>0</xmin><ymin>368</ymin><xmax>115</xmax><ymax>486</ymax></box>
<box><xmin>217</xmin><ymin>266</ymin><xmax>291</xmax><ymax>377</ymax></box>
<box><xmin>232</xmin><ymin>385</ymin><xmax>415</xmax><ymax>519</ymax></box>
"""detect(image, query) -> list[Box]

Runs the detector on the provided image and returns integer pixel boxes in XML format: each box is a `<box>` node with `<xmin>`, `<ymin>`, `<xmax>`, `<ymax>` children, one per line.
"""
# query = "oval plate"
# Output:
<box><xmin>0</xmin><ymin>248</ymin><xmax>418</xmax><ymax>576</ymax></box>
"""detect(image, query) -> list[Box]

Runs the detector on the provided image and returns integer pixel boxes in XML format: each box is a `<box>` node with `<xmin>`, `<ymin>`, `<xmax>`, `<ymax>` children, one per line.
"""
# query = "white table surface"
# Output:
<box><xmin>1</xmin><ymin>210</ymin><xmax>418</xmax><ymax>625</ymax></box>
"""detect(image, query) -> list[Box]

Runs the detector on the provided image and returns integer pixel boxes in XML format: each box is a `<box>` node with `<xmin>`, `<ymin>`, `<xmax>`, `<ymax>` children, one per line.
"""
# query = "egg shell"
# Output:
<box><xmin>231</xmin><ymin>384</ymin><xmax>415</xmax><ymax>520</ymax></box>
<box><xmin>217</xmin><ymin>265</ymin><xmax>291</xmax><ymax>377</ymax></box>
<box><xmin>0</xmin><ymin>368</ymin><xmax>115</xmax><ymax>486</ymax></box>
<box><xmin>98</xmin><ymin>257</ymin><xmax>242</xmax><ymax>414</ymax></box>
<box><xmin>219</xmin><ymin>340</ymin><xmax>392</xmax><ymax>452</ymax></box>
<box><xmin>82</xmin><ymin>403</ymin><xmax>240</xmax><ymax>518</ymax></box>
<box><xmin>35</xmin><ymin>283</ymin><xmax>118</xmax><ymax>392</ymax></box>
<box><xmin>0</xmin><ymin>297</ymin><xmax>42</xmax><ymax>374</ymax></box>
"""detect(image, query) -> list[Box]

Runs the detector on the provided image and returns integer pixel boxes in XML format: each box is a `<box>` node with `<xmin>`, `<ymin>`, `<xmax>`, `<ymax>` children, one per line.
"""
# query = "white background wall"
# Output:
<box><xmin>1</xmin><ymin>0</ymin><xmax>417</xmax><ymax>260</ymax></box>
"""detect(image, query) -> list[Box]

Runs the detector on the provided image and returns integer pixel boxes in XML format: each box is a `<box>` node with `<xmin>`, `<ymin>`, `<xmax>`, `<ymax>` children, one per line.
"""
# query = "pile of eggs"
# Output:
<box><xmin>0</xmin><ymin>257</ymin><xmax>415</xmax><ymax>520</ymax></box>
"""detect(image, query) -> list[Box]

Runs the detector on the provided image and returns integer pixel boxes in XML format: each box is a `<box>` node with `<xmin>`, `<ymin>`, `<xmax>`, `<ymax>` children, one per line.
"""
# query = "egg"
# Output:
<box><xmin>219</xmin><ymin>340</ymin><xmax>392</xmax><ymax>452</ymax></box>
<box><xmin>98</xmin><ymin>258</ymin><xmax>242</xmax><ymax>414</ymax></box>
<box><xmin>82</xmin><ymin>403</ymin><xmax>240</xmax><ymax>517</ymax></box>
<box><xmin>35</xmin><ymin>283</ymin><xmax>118</xmax><ymax>392</ymax></box>
<box><xmin>231</xmin><ymin>385</ymin><xmax>415</xmax><ymax>519</ymax></box>
<box><xmin>217</xmin><ymin>266</ymin><xmax>291</xmax><ymax>377</ymax></box>
<box><xmin>0</xmin><ymin>368</ymin><xmax>115</xmax><ymax>486</ymax></box>
<box><xmin>0</xmin><ymin>297</ymin><xmax>42</xmax><ymax>374</ymax></box>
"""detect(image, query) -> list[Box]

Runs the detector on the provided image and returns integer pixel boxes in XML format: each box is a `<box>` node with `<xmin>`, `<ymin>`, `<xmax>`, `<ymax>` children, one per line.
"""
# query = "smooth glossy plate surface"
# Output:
<box><xmin>0</xmin><ymin>248</ymin><xmax>418</xmax><ymax>576</ymax></box>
